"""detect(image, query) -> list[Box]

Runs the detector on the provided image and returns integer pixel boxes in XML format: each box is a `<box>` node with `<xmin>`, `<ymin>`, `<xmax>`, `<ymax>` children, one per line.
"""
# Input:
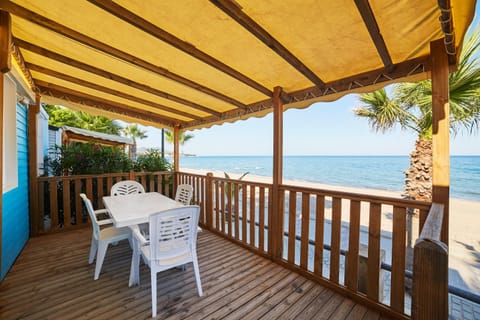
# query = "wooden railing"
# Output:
<box><xmin>33</xmin><ymin>171</ymin><xmax>174</xmax><ymax>234</ymax></box>
<box><xmin>412</xmin><ymin>203</ymin><xmax>448</xmax><ymax>320</ymax></box>
<box><xmin>33</xmin><ymin>170</ymin><xmax>446</xmax><ymax>319</ymax></box>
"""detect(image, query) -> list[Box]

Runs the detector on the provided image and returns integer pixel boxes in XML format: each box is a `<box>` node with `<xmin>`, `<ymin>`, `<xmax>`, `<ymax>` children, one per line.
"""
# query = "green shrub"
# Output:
<box><xmin>45</xmin><ymin>143</ymin><xmax>132</xmax><ymax>175</ymax></box>
<box><xmin>134</xmin><ymin>149</ymin><xmax>173</xmax><ymax>172</ymax></box>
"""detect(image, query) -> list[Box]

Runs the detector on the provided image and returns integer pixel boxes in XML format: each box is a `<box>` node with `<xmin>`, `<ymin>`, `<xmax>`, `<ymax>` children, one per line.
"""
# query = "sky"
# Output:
<box><xmin>137</xmin><ymin>6</ymin><xmax>480</xmax><ymax>157</ymax></box>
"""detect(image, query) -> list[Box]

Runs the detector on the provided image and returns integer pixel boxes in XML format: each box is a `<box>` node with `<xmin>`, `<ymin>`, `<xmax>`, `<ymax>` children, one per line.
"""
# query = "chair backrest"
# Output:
<box><xmin>80</xmin><ymin>193</ymin><xmax>101</xmax><ymax>239</ymax></box>
<box><xmin>111</xmin><ymin>180</ymin><xmax>145</xmax><ymax>196</ymax></box>
<box><xmin>175</xmin><ymin>184</ymin><xmax>193</xmax><ymax>205</ymax></box>
<box><xmin>149</xmin><ymin>205</ymin><xmax>200</xmax><ymax>263</ymax></box>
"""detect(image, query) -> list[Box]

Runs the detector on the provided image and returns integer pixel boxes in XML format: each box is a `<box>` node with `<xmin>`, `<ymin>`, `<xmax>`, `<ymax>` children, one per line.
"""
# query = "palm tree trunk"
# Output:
<box><xmin>403</xmin><ymin>139</ymin><xmax>432</xmax><ymax>272</ymax></box>
<box><xmin>403</xmin><ymin>139</ymin><xmax>433</xmax><ymax>202</ymax></box>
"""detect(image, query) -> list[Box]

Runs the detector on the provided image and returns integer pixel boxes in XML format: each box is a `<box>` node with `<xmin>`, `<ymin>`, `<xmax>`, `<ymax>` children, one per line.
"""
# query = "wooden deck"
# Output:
<box><xmin>0</xmin><ymin>228</ymin><xmax>390</xmax><ymax>320</ymax></box>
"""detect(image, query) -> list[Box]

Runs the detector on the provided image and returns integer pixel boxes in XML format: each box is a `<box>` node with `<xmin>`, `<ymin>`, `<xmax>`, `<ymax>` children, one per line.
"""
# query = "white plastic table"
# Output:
<box><xmin>103</xmin><ymin>192</ymin><xmax>182</xmax><ymax>228</ymax></box>
<box><xmin>103</xmin><ymin>192</ymin><xmax>183</xmax><ymax>286</ymax></box>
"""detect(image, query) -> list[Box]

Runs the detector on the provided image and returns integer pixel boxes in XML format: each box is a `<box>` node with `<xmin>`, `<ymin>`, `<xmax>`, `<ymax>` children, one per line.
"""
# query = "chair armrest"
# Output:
<box><xmin>131</xmin><ymin>225</ymin><xmax>149</xmax><ymax>247</ymax></box>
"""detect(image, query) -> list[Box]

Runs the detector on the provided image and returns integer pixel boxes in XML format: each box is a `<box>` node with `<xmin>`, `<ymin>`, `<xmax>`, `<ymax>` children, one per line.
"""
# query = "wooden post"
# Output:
<box><xmin>270</xmin><ymin>86</ymin><xmax>283</xmax><ymax>260</ymax></box>
<box><xmin>173</xmin><ymin>125</ymin><xmax>180</xmax><ymax>172</ymax></box>
<box><xmin>128</xmin><ymin>169</ymin><xmax>135</xmax><ymax>180</ymax></box>
<box><xmin>430</xmin><ymin>39</ymin><xmax>450</xmax><ymax>244</ymax></box>
<box><xmin>0</xmin><ymin>11</ymin><xmax>11</xmax><ymax>73</ymax></box>
<box><xmin>28</xmin><ymin>94</ymin><xmax>40</xmax><ymax>236</ymax></box>
<box><xmin>205</xmin><ymin>172</ymin><xmax>214</xmax><ymax>230</ymax></box>
<box><xmin>412</xmin><ymin>203</ymin><xmax>448</xmax><ymax>320</ymax></box>
<box><xmin>0</xmin><ymin>10</ymin><xmax>11</xmax><ymax>275</ymax></box>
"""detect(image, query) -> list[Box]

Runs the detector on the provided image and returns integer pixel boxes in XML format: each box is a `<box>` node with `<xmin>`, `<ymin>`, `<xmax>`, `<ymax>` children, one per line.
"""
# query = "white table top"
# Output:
<box><xmin>103</xmin><ymin>192</ymin><xmax>182</xmax><ymax>228</ymax></box>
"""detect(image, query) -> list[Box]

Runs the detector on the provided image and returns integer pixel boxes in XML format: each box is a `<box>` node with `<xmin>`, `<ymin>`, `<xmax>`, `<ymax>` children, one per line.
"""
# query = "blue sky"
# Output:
<box><xmin>137</xmin><ymin>6</ymin><xmax>480</xmax><ymax>156</ymax></box>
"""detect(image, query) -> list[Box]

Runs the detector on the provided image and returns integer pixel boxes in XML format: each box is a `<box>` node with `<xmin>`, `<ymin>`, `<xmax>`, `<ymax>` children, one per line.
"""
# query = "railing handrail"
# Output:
<box><xmin>37</xmin><ymin>170</ymin><xmax>173</xmax><ymax>181</ymax></box>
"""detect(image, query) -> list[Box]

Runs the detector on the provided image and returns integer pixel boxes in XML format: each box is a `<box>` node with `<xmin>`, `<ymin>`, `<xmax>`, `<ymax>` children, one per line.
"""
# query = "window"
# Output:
<box><xmin>3</xmin><ymin>74</ymin><xmax>18</xmax><ymax>193</ymax></box>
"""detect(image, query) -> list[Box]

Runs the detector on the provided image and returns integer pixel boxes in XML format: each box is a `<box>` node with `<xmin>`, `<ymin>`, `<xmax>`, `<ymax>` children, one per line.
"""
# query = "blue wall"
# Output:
<box><xmin>1</xmin><ymin>103</ymin><xmax>29</xmax><ymax>280</ymax></box>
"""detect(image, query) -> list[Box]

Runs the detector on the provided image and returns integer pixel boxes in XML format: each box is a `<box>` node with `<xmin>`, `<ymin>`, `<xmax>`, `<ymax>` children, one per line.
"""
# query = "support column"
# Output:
<box><xmin>271</xmin><ymin>86</ymin><xmax>283</xmax><ymax>260</ymax></box>
<box><xmin>430</xmin><ymin>39</ymin><xmax>450</xmax><ymax>245</ymax></box>
<box><xmin>173</xmin><ymin>125</ymin><xmax>180</xmax><ymax>172</ymax></box>
<box><xmin>28</xmin><ymin>94</ymin><xmax>40</xmax><ymax>236</ymax></box>
<box><xmin>0</xmin><ymin>9</ymin><xmax>11</xmax><ymax>276</ymax></box>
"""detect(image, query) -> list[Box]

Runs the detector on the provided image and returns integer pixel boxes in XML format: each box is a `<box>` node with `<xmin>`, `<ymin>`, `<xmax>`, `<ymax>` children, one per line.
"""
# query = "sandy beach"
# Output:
<box><xmin>181</xmin><ymin>167</ymin><xmax>480</xmax><ymax>294</ymax></box>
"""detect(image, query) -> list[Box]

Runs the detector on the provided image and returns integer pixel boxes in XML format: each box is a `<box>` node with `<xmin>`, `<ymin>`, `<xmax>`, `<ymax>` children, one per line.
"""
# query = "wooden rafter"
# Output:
<box><xmin>184</xmin><ymin>56</ymin><xmax>429</xmax><ymax>129</ymax></box>
<box><xmin>27</xmin><ymin>63</ymin><xmax>202</xmax><ymax>121</ymax></box>
<box><xmin>87</xmin><ymin>0</ymin><xmax>273</xmax><ymax>97</ymax></box>
<box><xmin>36</xmin><ymin>80</ymin><xmax>182</xmax><ymax>127</ymax></box>
<box><xmin>354</xmin><ymin>0</ymin><xmax>393</xmax><ymax>72</ymax></box>
<box><xmin>1</xmin><ymin>1</ymin><xmax>247</xmax><ymax>110</ymax></box>
<box><xmin>210</xmin><ymin>0</ymin><xmax>325</xmax><ymax>89</ymax></box>
<box><xmin>15</xmin><ymin>38</ymin><xmax>222</xmax><ymax>117</ymax></box>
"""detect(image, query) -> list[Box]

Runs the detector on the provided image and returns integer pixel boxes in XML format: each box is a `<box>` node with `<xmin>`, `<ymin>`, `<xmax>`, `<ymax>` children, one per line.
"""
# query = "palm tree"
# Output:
<box><xmin>164</xmin><ymin>130</ymin><xmax>194</xmax><ymax>154</ymax></box>
<box><xmin>355</xmin><ymin>27</ymin><xmax>480</xmax><ymax>202</ymax></box>
<box><xmin>123</xmin><ymin>124</ymin><xmax>148</xmax><ymax>160</ymax></box>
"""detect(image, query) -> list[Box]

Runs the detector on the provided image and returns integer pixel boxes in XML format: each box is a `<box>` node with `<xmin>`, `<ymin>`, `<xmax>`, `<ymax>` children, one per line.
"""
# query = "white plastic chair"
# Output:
<box><xmin>80</xmin><ymin>193</ymin><xmax>131</xmax><ymax>280</ymax></box>
<box><xmin>130</xmin><ymin>205</ymin><xmax>203</xmax><ymax>317</ymax></box>
<box><xmin>175</xmin><ymin>184</ymin><xmax>193</xmax><ymax>205</ymax></box>
<box><xmin>111</xmin><ymin>180</ymin><xmax>145</xmax><ymax>196</ymax></box>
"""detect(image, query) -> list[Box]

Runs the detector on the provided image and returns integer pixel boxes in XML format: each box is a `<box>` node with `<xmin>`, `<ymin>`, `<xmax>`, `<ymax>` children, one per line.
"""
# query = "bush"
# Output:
<box><xmin>134</xmin><ymin>149</ymin><xmax>173</xmax><ymax>172</ymax></box>
<box><xmin>44</xmin><ymin>145</ymin><xmax>173</xmax><ymax>176</ymax></box>
<box><xmin>45</xmin><ymin>143</ymin><xmax>132</xmax><ymax>175</ymax></box>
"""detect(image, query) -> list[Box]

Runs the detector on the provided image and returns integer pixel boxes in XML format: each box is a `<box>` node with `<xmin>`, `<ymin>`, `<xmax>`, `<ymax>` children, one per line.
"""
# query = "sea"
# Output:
<box><xmin>179</xmin><ymin>155</ymin><xmax>480</xmax><ymax>201</ymax></box>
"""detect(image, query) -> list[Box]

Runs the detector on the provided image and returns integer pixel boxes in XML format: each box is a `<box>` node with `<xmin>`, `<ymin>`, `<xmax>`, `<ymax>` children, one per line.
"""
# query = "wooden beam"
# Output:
<box><xmin>28</xmin><ymin>94</ymin><xmax>40</xmax><ymax>236</ymax></box>
<box><xmin>14</xmin><ymin>38</ymin><xmax>222</xmax><ymax>117</ymax></box>
<box><xmin>173</xmin><ymin>125</ymin><xmax>180</xmax><ymax>172</ymax></box>
<box><xmin>35</xmin><ymin>81</ymin><xmax>181</xmax><ymax>127</ymax></box>
<box><xmin>27</xmin><ymin>63</ymin><xmax>202</xmax><ymax>121</ymax></box>
<box><xmin>430</xmin><ymin>39</ymin><xmax>450</xmax><ymax>244</ymax></box>
<box><xmin>271</xmin><ymin>86</ymin><xmax>283</xmax><ymax>260</ymax></box>
<box><xmin>210</xmin><ymin>0</ymin><xmax>325</xmax><ymax>88</ymax></box>
<box><xmin>87</xmin><ymin>0</ymin><xmax>273</xmax><ymax>97</ymax></box>
<box><xmin>1</xmin><ymin>1</ymin><xmax>247</xmax><ymax>110</ymax></box>
<box><xmin>354</xmin><ymin>0</ymin><xmax>393</xmax><ymax>72</ymax></box>
<box><xmin>0</xmin><ymin>10</ymin><xmax>11</xmax><ymax>72</ymax></box>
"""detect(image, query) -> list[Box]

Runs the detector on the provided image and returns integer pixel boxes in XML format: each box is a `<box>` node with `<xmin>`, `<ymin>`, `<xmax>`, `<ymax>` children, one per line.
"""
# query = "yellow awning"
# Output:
<box><xmin>1</xmin><ymin>0</ymin><xmax>476</xmax><ymax>130</ymax></box>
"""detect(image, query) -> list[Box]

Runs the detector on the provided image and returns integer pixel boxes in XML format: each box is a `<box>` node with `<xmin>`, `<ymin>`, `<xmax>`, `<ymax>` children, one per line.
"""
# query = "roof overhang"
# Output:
<box><xmin>1</xmin><ymin>0</ymin><xmax>476</xmax><ymax>131</ymax></box>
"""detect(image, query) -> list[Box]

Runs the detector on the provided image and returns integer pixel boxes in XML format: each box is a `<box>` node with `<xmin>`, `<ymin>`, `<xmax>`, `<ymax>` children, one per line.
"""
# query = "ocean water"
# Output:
<box><xmin>179</xmin><ymin>155</ymin><xmax>480</xmax><ymax>201</ymax></box>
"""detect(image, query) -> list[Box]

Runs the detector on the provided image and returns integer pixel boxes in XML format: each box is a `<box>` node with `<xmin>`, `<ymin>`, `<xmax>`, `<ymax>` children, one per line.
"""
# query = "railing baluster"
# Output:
<box><xmin>346</xmin><ymin>200</ymin><xmax>361</xmax><ymax>290</ymax></box>
<box><xmin>234</xmin><ymin>183</ymin><xmax>240</xmax><ymax>240</ymax></box>
<box><xmin>220</xmin><ymin>181</ymin><xmax>225</xmax><ymax>234</ymax></box>
<box><xmin>300</xmin><ymin>193</ymin><xmax>310</xmax><ymax>269</ymax></box>
<box><xmin>75</xmin><ymin>178</ymin><xmax>82</xmax><ymax>225</ymax></box>
<box><xmin>227</xmin><ymin>182</ymin><xmax>232</xmax><ymax>237</ymax></box>
<box><xmin>242</xmin><ymin>183</ymin><xmax>247</xmax><ymax>243</ymax></box>
<box><xmin>97</xmin><ymin>177</ymin><xmax>104</xmax><ymax>208</ymax></box>
<box><xmin>367</xmin><ymin>202</ymin><xmax>382</xmax><ymax>301</ymax></box>
<box><xmin>38</xmin><ymin>180</ymin><xmax>45</xmax><ymax>233</ymax></box>
<box><xmin>250</xmin><ymin>184</ymin><xmax>256</xmax><ymax>247</ymax></box>
<box><xmin>259</xmin><ymin>187</ymin><xmax>265</xmax><ymax>252</ymax></box>
<box><xmin>215</xmin><ymin>181</ymin><xmax>220</xmax><ymax>231</ymax></box>
<box><xmin>330</xmin><ymin>197</ymin><xmax>342</xmax><ymax>283</ymax></box>
<box><xmin>62</xmin><ymin>178</ymin><xmax>71</xmax><ymax>228</ymax></box>
<box><xmin>288</xmin><ymin>191</ymin><xmax>297</xmax><ymax>263</ymax></box>
<box><xmin>49</xmin><ymin>179</ymin><xmax>58</xmax><ymax>232</ymax></box>
<box><xmin>391</xmin><ymin>205</ymin><xmax>406</xmax><ymax>312</ymax></box>
<box><xmin>314</xmin><ymin>195</ymin><xmax>325</xmax><ymax>276</ymax></box>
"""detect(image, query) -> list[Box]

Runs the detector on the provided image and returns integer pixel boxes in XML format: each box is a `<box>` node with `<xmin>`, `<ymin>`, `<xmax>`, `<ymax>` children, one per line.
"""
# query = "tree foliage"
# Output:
<box><xmin>44</xmin><ymin>105</ymin><xmax>123</xmax><ymax>135</ymax></box>
<box><xmin>354</xmin><ymin>26</ymin><xmax>480</xmax><ymax>140</ymax></box>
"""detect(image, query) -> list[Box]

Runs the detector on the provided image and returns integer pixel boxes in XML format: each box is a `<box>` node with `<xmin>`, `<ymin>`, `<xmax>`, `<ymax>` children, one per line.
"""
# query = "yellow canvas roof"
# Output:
<box><xmin>2</xmin><ymin>0</ymin><xmax>476</xmax><ymax>130</ymax></box>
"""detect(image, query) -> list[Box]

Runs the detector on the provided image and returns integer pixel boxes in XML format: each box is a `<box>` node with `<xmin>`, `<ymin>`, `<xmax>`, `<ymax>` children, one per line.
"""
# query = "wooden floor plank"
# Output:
<box><xmin>0</xmin><ymin>227</ymin><xmax>393</xmax><ymax>320</ymax></box>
